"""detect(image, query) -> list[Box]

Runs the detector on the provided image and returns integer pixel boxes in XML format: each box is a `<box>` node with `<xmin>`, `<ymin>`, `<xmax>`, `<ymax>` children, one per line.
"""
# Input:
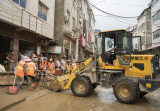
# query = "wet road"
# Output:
<box><xmin>1</xmin><ymin>86</ymin><xmax>160</xmax><ymax>111</ymax></box>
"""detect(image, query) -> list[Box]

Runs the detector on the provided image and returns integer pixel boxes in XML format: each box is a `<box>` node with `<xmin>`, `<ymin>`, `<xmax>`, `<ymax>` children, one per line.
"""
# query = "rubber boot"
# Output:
<box><xmin>17</xmin><ymin>85</ymin><xmax>23</xmax><ymax>91</ymax></box>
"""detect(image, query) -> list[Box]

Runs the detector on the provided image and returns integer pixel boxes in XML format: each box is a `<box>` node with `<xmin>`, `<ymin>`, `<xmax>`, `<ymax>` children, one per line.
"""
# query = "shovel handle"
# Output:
<box><xmin>13</xmin><ymin>71</ymin><xmax>17</xmax><ymax>87</ymax></box>
<box><xmin>25</xmin><ymin>75</ymin><xmax>33</xmax><ymax>84</ymax></box>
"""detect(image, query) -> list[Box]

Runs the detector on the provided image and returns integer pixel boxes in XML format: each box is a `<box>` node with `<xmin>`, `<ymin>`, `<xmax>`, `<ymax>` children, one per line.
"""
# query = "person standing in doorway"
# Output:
<box><xmin>6</xmin><ymin>50</ymin><xmax>15</xmax><ymax>72</ymax></box>
<box><xmin>19</xmin><ymin>51</ymin><xmax>27</xmax><ymax>60</ymax></box>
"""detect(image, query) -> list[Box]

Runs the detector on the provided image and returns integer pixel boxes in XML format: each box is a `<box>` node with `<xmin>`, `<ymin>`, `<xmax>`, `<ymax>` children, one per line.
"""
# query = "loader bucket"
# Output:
<box><xmin>48</xmin><ymin>74</ymin><xmax>70</xmax><ymax>91</ymax></box>
<box><xmin>48</xmin><ymin>57</ymin><xmax>93</xmax><ymax>91</ymax></box>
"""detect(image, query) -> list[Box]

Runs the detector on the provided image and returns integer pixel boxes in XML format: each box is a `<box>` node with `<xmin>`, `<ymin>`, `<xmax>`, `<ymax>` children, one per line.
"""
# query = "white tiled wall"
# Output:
<box><xmin>0</xmin><ymin>0</ymin><xmax>55</xmax><ymax>39</ymax></box>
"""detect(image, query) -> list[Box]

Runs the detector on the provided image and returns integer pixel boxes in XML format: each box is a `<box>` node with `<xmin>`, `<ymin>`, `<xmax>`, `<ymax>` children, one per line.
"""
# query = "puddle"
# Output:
<box><xmin>96</xmin><ymin>88</ymin><xmax>116</xmax><ymax>104</ymax></box>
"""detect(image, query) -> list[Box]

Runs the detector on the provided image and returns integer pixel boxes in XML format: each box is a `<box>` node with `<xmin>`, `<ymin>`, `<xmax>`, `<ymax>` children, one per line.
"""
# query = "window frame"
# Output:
<box><xmin>73</xmin><ymin>0</ymin><xmax>77</xmax><ymax>9</ymax></box>
<box><xmin>12</xmin><ymin>0</ymin><xmax>26</xmax><ymax>8</ymax></box>
<box><xmin>67</xmin><ymin>10</ymin><xmax>70</xmax><ymax>27</ymax></box>
<box><xmin>38</xmin><ymin>3</ymin><xmax>48</xmax><ymax>21</ymax></box>
<box><xmin>72</xmin><ymin>17</ymin><xmax>75</xmax><ymax>31</ymax></box>
<box><xmin>153</xmin><ymin>29</ymin><xmax>160</xmax><ymax>40</ymax></box>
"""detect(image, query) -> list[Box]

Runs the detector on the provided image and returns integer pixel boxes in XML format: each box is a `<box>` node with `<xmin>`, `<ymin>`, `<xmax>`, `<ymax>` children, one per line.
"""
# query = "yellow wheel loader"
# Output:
<box><xmin>48</xmin><ymin>29</ymin><xmax>160</xmax><ymax>104</ymax></box>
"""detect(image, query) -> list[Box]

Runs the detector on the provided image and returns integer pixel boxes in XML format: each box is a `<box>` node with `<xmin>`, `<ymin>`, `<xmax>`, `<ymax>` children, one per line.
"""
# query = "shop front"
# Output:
<box><xmin>0</xmin><ymin>35</ymin><xmax>13</xmax><ymax>71</ymax></box>
<box><xmin>19</xmin><ymin>40</ymin><xmax>36</xmax><ymax>58</ymax></box>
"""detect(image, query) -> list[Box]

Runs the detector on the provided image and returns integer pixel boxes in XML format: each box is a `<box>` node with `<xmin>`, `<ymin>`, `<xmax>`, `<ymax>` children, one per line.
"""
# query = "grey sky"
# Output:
<box><xmin>90</xmin><ymin>0</ymin><xmax>151</xmax><ymax>31</ymax></box>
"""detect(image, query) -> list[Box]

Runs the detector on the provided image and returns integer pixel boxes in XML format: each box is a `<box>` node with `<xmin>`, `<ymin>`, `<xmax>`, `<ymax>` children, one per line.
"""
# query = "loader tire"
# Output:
<box><xmin>113</xmin><ymin>79</ymin><xmax>140</xmax><ymax>104</ymax></box>
<box><xmin>71</xmin><ymin>76</ymin><xmax>92</xmax><ymax>97</ymax></box>
<box><xmin>92</xmin><ymin>83</ymin><xmax>97</xmax><ymax>90</ymax></box>
<box><xmin>140</xmin><ymin>91</ymin><xmax>148</xmax><ymax>97</ymax></box>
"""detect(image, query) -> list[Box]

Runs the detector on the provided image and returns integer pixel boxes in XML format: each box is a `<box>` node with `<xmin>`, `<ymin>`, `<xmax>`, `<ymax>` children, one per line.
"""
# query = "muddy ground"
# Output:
<box><xmin>0</xmin><ymin>85</ymin><xmax>160</xmax><ymax>111</ymax></box>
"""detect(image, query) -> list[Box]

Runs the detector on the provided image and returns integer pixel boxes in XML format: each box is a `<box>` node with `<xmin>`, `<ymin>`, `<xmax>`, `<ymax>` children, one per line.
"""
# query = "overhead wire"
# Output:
<box><xmin>88</xmin><ymin>1</ymin><xmax>138</xmax><ymax>19</ymax></box>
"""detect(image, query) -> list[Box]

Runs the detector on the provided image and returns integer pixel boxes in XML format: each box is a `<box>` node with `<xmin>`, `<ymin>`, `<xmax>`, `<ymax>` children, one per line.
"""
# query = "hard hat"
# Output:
<box><xmin>49</xmin><ymin>58</ymin><xmax>53</xmax><ymax>62</ymax></box>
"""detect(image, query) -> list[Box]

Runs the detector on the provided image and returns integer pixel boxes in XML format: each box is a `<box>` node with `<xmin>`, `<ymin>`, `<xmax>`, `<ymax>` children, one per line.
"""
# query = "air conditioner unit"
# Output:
<box><xmin>64</xmin><ymin>16</ymin><xmax>69</xmax><ymax>23</ymax></box>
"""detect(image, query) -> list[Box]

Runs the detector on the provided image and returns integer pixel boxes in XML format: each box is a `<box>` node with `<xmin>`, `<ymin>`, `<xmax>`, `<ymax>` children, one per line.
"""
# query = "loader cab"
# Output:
<box><xmin>99</xmin><ymin>29</ymin><xmax>141</xmax><ymax>68</ymax></box>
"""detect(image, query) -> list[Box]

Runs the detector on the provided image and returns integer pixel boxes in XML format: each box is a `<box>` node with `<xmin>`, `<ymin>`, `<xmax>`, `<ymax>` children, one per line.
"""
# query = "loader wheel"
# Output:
<box><xmin>140</xmin><ymin>91</ymin><xmax>148</xmax><ymax>97</ymax></box>
<box><xmin>113</xmin><ymin>79</ymin><xmax>140</xmax><ymax>104</ymax></box>
<box><xmin>71</xmin><ymin>76</ymin><xmax>92</xmax><ymax>97</ymax></box>
<box><xmin>92</xmin><ymin>83</ymin><xmax>97</xmax><ymax>90</ymax></box>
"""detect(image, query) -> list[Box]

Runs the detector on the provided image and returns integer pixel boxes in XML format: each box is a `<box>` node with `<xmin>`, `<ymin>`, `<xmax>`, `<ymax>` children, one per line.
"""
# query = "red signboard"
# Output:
<box><xmin>79</xmin><ymin>35</ymin><xmax>85</xmax><ymax>47</ymax></box>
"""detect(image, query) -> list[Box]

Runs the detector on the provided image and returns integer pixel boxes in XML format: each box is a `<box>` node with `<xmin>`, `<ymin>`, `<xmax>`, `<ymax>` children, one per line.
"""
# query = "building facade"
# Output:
<box><xmin>151</xmin><ymin>0</ymin><xmax>160</xmax><ymax>56</ymax></box>
<box><xmin>137</xmin><ymin>6</ymin><xmax>152</xmax><ymax>50</ymax></box>
<box><xmin>94</xmin><ymin>29</ymin><xmax>102</xmax><ymax>55</ymax></box>
<box><xmin>0</xmin><ymin>0</ymin><xmax>55</xmax><ymax>70</ymax></box>
<box><xmin>54</xmin><ymin>0</ymin><xmax>95</xmax><ymax>61</ymax></box>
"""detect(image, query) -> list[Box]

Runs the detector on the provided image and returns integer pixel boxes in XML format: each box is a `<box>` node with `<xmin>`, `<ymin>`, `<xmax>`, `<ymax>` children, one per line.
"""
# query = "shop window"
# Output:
<box><xmin>38</xmin><ymin>3</ymin><xmax>48</xmax><ymax>21</ymax></box>
<box><xmin>12</xmin><ymin>0</ymin><xmax>26</xmax><ymax>8</ymax></box>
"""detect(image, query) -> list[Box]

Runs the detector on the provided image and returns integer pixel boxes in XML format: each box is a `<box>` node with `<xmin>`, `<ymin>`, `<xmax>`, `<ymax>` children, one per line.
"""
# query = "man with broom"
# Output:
<box><xmin>14</xmin><ymin>57</ymin><xmax>31</xmax><ymax>91</ymax></box>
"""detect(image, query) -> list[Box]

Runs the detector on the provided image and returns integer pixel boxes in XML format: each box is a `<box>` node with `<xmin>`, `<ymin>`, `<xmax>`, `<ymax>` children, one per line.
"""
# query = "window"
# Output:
<box><xmin>135</xmin><ymin>44</ymin><xmax>138</xmax><ymax>49</ymax></box>
<box><xmin>153</xmin><ymin>10</ymin><xmax>160</xmax><ymax>23</ymax></box>
<box><xmin>12</xmin><ymin>0</ymin><xmax>26</xmax><ymax>8</ymax></box>
<box><xmin>133</xmin><ymin>63</ymin><xmax>144</xmax><ymax>70</ymax></box>
<box><xmin>67</xmin><ymin>10</ymin><xmax>70</xmax><ymax>26</ymax></box>
<box><xmin>73</xmin><ymin>0</ymin><xmax>76</xmax><ymax>8</ymax></box>
<box><xmin>153</xmin><ymin>29</ymin><xmax>160</xmax><ymax>40</ymax></box>
<box><xmin>72</xmin><ymin>17</ymin><xmax>75</xmax><ymax>31</ymax></box>
<box><xmin>138</xmin><ymin>23</ymin><xmax>145</xmax><ymax>34</ymax></box>
<box><xmin>38</xmin><ymin>3</ymin><xmax>48</xmax><ymax>21</ymax></box>
<box><xmin>138</xmin><ymin>14</ymin><xmax>144</xmax><ymax>23</ymax></box>
<box><xmin>152</xmin><ymin>0</ymin><xmax>159</xmax><ymax>7</ymax></box>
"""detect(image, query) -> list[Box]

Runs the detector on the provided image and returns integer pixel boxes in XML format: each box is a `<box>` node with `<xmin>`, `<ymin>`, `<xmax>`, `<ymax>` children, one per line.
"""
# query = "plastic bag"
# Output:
<box><xmin>0</xmin><ymin>64</ymin><xmax>6</xmax><ymax>72</ymax></box>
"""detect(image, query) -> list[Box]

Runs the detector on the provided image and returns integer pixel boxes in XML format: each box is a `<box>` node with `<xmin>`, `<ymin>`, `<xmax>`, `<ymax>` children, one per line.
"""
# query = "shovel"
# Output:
<box><xmin>8</xmin><ymin>74</ymin><xmax>18</xmax><ymax>94</ymax></box>
<box><xmin>25</xmin><ymin>75</ymin><xmax>38</xmax><ymax>88</ymax></box>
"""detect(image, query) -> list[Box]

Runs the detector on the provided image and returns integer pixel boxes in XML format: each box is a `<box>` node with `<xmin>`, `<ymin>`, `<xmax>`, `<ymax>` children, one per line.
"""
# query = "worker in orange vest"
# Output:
<box><xmin>26</xmin><ymin>59</ymin><xmax>37</xmax><ymax>82</ymax></box>
<box><xmin>40</xmin><ymin>57</ymin><xmax>48</xmax><ymax>81</ymax></box>
<box><xmin>14</xmin><ymin>57</ymin><xmax>30</xmax><ymax>91</ymax></box>
<box><xmin>48</xmin><ymin>58</ymin><xmax>55</xmax><ymax>74</ymax></box>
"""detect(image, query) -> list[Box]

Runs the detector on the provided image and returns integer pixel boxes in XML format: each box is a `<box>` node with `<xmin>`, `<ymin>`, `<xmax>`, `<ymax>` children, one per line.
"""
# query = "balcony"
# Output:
<box><xmin>0</xmin><ymin>0</ymin><xmax>53</xmax><ymax>39</ymax></box>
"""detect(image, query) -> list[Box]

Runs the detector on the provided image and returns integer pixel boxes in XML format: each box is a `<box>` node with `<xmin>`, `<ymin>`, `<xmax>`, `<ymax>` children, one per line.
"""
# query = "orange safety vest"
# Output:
<box><xmin>40</xmin><ymin>60</ymin><xmax>47</xmax><ymax>70</ymax></box>
<box><xmin>48</xmin><ymin>62</ymin><xmax>55</xmax><ymax>74</ymax></box>
<box><xmin>26</xmin><ymin>62</ymin><xmax>35</xmax><ymax>77</ymax></box>
<box><xmin>14</xmin><ymin>61</ymin><xmax>25</xmax><ymax>77</ymax></box>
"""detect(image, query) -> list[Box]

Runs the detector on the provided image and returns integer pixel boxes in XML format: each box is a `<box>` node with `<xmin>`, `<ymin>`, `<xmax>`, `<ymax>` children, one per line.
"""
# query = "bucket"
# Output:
<box><xmin>8</xmin><ymin>86</ymin><xmax>18</xmax><ymax>94</ymax></box>
<box><xmin>55</xmin><ymin>69</ymin><xmax>61</xmax><ymax>76</ymax></box>
<box><xmin>48</xmin><ymin>74</ymin><xmax>69</xmax><ymax>91</ymax></box>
